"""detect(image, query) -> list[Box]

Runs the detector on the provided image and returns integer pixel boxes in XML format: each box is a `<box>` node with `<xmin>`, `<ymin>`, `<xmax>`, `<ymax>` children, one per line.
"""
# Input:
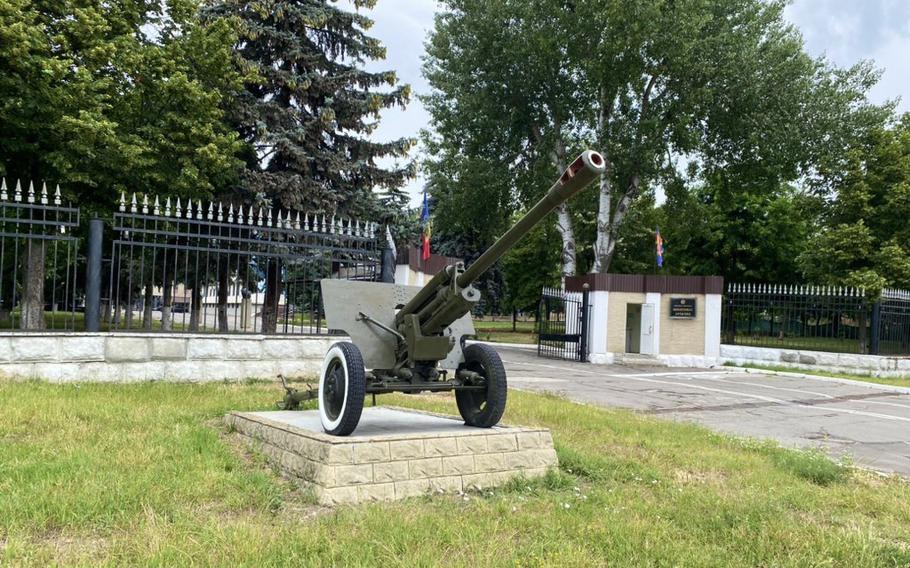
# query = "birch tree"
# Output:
<box><xmin>424</xmin><ymin>0</ymin><xmax>882</xmax><ymax>278</ymax></box>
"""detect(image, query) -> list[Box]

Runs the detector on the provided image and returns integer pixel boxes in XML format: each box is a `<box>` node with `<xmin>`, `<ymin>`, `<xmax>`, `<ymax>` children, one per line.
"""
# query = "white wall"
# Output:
<box><xmin>720</xmin><ymin>344</ymin><xmax>910</xmax><ymax>378</ymax></box>
<box><xmin>587</xmin><ymin>291</ymin><xmax>610</xmax><ymax>363</ymax></box>
<box><xmin>0</xmin><ymin>333</ymin><xmax>338</xmax><ymax>382</ymax></box>
<box><xmin>704</xmin><ymin>293</ymin><xmax>722</xmax><ymax>359</ymax></box>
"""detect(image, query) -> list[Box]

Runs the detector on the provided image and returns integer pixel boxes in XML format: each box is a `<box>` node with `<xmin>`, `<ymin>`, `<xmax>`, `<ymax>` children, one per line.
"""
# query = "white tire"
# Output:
<box><xmin>318</xmin><ymin>342</ymin><xmax>366</xmax><ymax>436</ymax></box>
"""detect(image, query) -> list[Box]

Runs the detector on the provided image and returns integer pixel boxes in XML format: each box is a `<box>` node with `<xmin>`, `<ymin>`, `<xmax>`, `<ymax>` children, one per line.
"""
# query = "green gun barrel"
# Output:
<box><xmin>395</xmin><ymin>150</ymin><xmax>605</xmax><ymax>338</ymax></box>
<box><xmin>457</xmin><ymin>150</ymin><xmax>606</xmax><ymax>288</ymax></box>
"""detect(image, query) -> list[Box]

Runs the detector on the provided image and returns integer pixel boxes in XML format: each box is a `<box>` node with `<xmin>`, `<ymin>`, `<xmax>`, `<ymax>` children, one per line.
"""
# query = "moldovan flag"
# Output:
<box><xmin>655</xmin><ymin>228</ymin><xmax>664</xmax><ymax>268</ymax></box>
<box><xmin>421</xmin><ymin>192</ymin><xmax>432</xmax><ymax>261</ymax></box>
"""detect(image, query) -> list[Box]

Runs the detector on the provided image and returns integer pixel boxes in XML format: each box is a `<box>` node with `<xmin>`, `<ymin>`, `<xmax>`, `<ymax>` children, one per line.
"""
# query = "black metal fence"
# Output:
<box><xmin>107</xmin><ymin>194</ymin><xmax>380</xmax><ymax>334</ymax></box>
<box><xmin>536</xmin><ymin>286</ymin><xmax>589</xmax><ymax>362</ymax></box>
<box><xmin>0</xmin><ymin>179</ymin><xmax>81</xmax><ymax>330</ymax></box>
<box><xmin>876</xmin><ymin>288</ymin><xmax>910</xmax><ymax>355</ymax></box>
<box><xmin>722</xmin><ymin>283</ymin><xmax>910</xmax><ymax>356</ymax></box>
<box><xmin>0</xmin><ymin>176</ymin><xmax>385</xmax><ymax>334</ymax></box>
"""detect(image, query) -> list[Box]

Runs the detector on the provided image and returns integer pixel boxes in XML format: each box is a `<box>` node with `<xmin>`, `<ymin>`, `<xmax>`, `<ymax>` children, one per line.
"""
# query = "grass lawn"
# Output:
<box><xmin>0</xmin><ymin>312</ymin><xmax>198</xmax><ymax>332</ymax></box>
<box><xmin>726</xmin><ymin>362</ymin><xmax>910</xmax><ymax>389</ymax></box>
<box><xmin>473</xmin><ymin>318</ymin><xmax>537</xmax><ymax>345</ymax></box>
<box><xmin>2</xmin><ymin>381</ymin><xmax>909</xmax><ymax>566</ymax></box>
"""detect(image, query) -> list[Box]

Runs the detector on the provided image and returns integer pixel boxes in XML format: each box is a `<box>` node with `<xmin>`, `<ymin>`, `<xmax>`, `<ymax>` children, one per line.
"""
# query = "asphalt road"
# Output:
<box><xmin>490</xmin><ymin>345</ymin><xmax>910</xmax><ymax>477</ymax></box>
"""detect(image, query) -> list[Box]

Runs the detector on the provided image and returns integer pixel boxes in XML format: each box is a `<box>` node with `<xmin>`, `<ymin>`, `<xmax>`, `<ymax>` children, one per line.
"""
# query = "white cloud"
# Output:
<box><xmin>343</xmin><ymin>0</ymin><xmax>438</xmax><ymax>206</ymax></box>
<box><xmin>785</xmin><ymin>0</ymin><xmax>910</xmax><ymax>113</ymax></box>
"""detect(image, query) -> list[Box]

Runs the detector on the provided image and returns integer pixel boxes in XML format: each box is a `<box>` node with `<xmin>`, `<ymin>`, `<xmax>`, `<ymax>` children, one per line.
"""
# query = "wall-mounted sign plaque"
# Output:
<box><xmin>669</xmin><ymin>298</ymin><xmax>696</xmax><ymax>319</ymax></box>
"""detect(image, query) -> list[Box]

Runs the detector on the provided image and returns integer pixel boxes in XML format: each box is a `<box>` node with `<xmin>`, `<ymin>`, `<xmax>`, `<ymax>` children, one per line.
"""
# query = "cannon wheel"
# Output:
<box><xmin>455</xmin><ymin>343</ymin><xmax>507</xmax><ymax>428</ymax></box>
<box><xmin>318</xmin><ymin>342</ymin><xmax>366</xmax><ymax>436</ymax></box>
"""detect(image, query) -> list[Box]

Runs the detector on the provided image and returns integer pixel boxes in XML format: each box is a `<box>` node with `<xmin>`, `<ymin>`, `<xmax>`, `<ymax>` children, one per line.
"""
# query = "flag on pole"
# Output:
<box><xmin>421</xmin><ymin>192</ymin><xmax>432</xmax><ymax>261</ymax></box>
<box><xmin>655</xmin><ymin>228</ymin><xmax>664</xmax><ymax>268</ymax></box>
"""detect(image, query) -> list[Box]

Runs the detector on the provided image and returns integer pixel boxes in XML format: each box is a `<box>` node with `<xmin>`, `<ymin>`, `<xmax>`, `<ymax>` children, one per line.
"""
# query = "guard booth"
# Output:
<box><xmin>564</xmin><ymin>274</ymin><xmax>723</xmax><ymax>367</ymax></box>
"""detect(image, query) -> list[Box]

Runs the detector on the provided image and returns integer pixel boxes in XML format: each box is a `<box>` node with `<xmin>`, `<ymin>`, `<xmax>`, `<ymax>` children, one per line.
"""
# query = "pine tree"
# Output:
<box><xmin>203</xmin><ymin>0</ymin><xmax>413</xmax><ymax>216</ymax></box>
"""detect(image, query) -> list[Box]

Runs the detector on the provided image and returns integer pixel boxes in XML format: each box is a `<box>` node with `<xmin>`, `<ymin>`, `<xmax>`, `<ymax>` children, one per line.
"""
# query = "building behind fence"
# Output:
<box><xmin>723</xmin><ymin>283</ymin><xmax>910</xmax><ymax>356</ymax></box>
<box><xmin>0</xmin><ymin>177</ymin><xmax>384</xmax><ymax>335</ymax></box>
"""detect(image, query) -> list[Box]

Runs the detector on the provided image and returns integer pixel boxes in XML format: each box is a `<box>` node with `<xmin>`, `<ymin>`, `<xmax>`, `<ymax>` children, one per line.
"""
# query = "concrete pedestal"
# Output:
<box><xmin>225</xmin><ymin>407</ymin><xmax>558</xmax><ymax>505</ymax></box>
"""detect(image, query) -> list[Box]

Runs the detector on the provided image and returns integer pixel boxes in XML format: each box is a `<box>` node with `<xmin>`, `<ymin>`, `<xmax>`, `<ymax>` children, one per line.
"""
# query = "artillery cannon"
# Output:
<box><xmin>309</xmin><ymin>150</ymin><xmax>605</xmax><ymax>435</ymax></box>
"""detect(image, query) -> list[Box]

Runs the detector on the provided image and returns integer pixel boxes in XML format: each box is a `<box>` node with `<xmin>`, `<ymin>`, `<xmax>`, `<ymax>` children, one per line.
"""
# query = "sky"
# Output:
<box><xmin>354</xmin><ymin>0</ymin><xmax>910</xmax><ymax>206</ymax></box>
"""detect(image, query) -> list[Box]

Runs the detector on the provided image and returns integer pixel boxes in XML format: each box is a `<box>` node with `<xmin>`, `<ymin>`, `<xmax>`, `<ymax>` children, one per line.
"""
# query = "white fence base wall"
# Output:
<box><xmin>720</xmin><ymin>344</ymin><xmax>910</xmax><ymax>377</ymax></box>
<box><xmin>588</xmin><ymin>352</ymin><xmax>718</xmax><ymax>368</ymax></box>
<box><xmin>0</xmin><ymin>333</ymin><xmax>339</xmax><ymax>382</ymax></box>
<box><xmin>659</xmin><ymin>354</ymin><xmax>719</xmax><ymax>368</ymax></box>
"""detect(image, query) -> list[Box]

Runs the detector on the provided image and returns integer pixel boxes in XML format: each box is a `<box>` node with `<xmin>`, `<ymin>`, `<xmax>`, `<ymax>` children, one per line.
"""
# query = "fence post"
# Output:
<box><xmin>85</xmin><ymin>217</ymin><xmax>103</xmax><ymax>332</ymax></box>
<box><xmin>380</xmin><ymin>246</ymin><xmax>395</xmax><ymax>284</ymax></box>
<box><xmin>579</xmin><ymin>284</ymin><xmax>590</xmax><ymax>362</ymax></box>
<box><xmin>870</xmin><ymin>301</ymin><xmax>881</xmax><ymax>355</ymax></box>
<box><xmin>379</xmin><ymin>224</ymin><xmax>395</xmax><ymax>284</ymax></box>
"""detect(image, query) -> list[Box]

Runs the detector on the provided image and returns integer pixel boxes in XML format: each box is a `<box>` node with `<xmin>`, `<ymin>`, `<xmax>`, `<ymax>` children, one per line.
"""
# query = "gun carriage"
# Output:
<box><xmin>288</xmin><ymin>150</ymin><xmax>605</xmax><ymax>435</ymax></box>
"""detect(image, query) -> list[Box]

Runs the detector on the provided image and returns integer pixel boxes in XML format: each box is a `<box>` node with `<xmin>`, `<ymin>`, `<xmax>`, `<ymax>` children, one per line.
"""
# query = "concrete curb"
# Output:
<box><xmin>719</xmin><ymin>365</ymin><xmax>910</xmax><ymax>395</ymax></box>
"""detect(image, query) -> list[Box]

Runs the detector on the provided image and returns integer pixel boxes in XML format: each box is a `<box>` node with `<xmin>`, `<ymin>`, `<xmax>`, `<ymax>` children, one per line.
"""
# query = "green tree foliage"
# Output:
<box><xmin>500</xmin><ymin>221</ymin><xmax>561</xmax><ymax>313</ymax></box>
<box><xmin>659</xmin><ymin>176</ymin><xmax>814</xmax><ymax>283</ymax></box>
<box><xmin>800</xmin><ymin>116</ymin><xmax>910</xmax><ymax>294</ymax></box>
<box><xmin>0</xmin><ymin>0</ymin><xmax>245</xmax><ymax>208</ymax></box>
<box><xmin>423</xmin><ymin>0</ymin><xmax>883</xmax><ymax>307</ymax></box>
<box><xmin>0</xmin><ymin>0</ymin><xmax>245</xmax><ymax>328</ymax></box>
<box><xmin>203</xmin><ymin>0</ymin><xmax>413</xmax><ymax>216</ymax></box>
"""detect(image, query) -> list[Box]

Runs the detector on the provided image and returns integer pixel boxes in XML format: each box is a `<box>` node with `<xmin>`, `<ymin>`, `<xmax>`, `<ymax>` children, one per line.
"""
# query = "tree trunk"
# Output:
<box><xmin>592</xmin><ymin>175</ymin><xmax>641</xmax><ymax>274</ymax></box>
<box><xmin>142</xmin><ymin>268</ymin><xmax>154</xmax><ymax>330</ymax></box>
<box><xmin>20</xmin><ymin>239</ymin><xmax>46</xmax><ymax>330</ymax></box>
<box><xmin>592</xmin><ymin>171</ymin><xmax>613</xmax><ymax>273</ymax></box>
<box><xmin>189</xmin><ymin>282</ymin><xmax>202</xmax><ymax>332</ymax></box>
<box><xmin>532</xmin><ymin>119</ymin><xmax>575</xmax><ymax>281</ymax></box>
<box><xmin>262</xmin><ymin>259</ymin><xmax>282</xmax><ymax>334</ymax></box>
<box><xmin>161</xmin><ymin>278</ymin><xmax>173</xmax><ymax>331</ymax></box>
<box><xmin>555</xmin><ymin>203</ymin><xmax>576</xmax><ymax>281</ymax></box>
<box><xmin>217</xmin><ymin>264</ymin><xmax>229</xmax><ymax>332</ymax></box>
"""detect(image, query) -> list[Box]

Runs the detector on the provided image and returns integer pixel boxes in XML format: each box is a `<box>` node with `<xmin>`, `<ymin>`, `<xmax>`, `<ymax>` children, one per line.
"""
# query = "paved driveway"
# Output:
<box><xmin>490</xmin><ymin>345</ymin><xmax>910</xmax><ymax>477</ymax></box>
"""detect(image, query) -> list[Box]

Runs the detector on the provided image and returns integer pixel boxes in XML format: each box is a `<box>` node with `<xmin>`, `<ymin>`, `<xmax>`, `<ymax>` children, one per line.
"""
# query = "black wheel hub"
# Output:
<box><xmin>461</xmin><ymin>361</ymin><xmax>489</xmax><ymax>414</ymax></box>
<box><xmin>323</xmin><ymin>360</ymin><xmax>346</xmax><ymax>420</ymax></box>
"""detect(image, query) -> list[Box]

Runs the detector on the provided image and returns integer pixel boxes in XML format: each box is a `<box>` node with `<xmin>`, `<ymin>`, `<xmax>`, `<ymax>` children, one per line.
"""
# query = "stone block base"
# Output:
<box><xmin>225</xmin><ymin>407</ymin><xmax>558</xmax><ymax>505</ymax></box>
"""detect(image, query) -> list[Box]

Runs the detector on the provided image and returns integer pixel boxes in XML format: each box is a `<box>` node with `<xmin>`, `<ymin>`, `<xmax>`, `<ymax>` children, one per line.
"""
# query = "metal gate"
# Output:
<box><xmin>536</xmin><ymin>286</ymin><xmax>589</xmax><ymax>362</ymax></box>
